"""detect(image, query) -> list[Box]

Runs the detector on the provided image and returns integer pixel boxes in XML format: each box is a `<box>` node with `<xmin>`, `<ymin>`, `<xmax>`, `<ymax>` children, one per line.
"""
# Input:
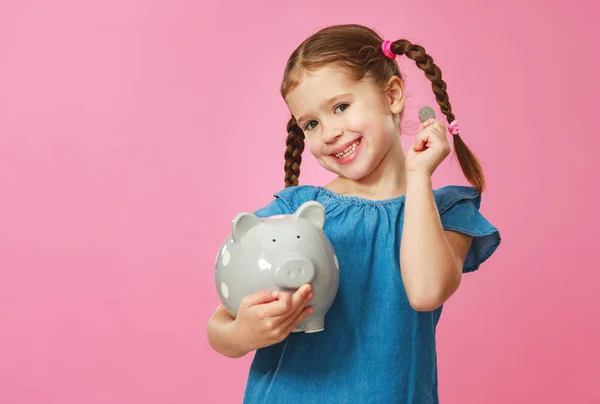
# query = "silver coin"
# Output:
<box><xmin>418</xmin><ymin>106</ymin><xmax>436</xmax><ymax>122</ymax></box>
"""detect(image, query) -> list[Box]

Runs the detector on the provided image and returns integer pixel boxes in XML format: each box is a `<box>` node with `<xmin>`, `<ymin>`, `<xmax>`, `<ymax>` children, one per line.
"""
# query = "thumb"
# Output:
<box><xmin>241</xmin><ymin>289</ymin><xmax>279</xmax><ymax>308</ymax></box>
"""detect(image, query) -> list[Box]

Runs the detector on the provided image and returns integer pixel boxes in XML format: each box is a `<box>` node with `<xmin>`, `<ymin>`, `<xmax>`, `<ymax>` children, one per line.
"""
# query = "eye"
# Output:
<box><xmin>272</xmin><ymin>239</ymin><xmax>276</xmax><ymax>242</ymax></box>
<box><xmin>297</xmin><ymin>235</ymin><xmax>301</xmax><ymax>239</ymax></box>
<box><xmin>334</xmin><ymin>103</ymin><xmax>349</xmax><ymax>113</ymax></box>
<box><xmin>304</xmin><ymin>120</ymin><xmax>318</xmax><ymax>131</ymax></box>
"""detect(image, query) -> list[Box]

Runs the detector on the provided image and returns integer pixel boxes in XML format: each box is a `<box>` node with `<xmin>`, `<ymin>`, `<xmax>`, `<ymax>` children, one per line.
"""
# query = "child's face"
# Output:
<box><xmin>285</xmin><ymin>65</ymin><xmax>404</xmax><ymax>182</ymax></box>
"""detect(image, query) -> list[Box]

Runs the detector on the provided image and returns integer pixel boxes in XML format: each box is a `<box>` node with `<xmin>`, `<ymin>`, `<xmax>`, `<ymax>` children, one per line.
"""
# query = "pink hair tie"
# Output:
<box><xmin>381</xmin><ymin>40</ymin><xmax>396</xmax><ymax>60</ymax></box>
<box><xmin>448</xmin><ymin>120</ymin><xmax>459</xmax><ymax>136</ymax></box>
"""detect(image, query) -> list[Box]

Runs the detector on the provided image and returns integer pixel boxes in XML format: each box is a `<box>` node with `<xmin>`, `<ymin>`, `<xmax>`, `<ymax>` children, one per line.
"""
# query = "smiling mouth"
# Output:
<box><xmin>333</xmin><ymin>138</ymin><xmax>361</xmax><ymax>159</ymax></box>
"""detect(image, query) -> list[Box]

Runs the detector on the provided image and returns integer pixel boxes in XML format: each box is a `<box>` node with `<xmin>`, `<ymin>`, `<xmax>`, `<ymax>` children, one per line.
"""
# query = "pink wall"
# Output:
<box><xmin>1</xmin><ymin>0</ymin><xmax>598</xmax><ymax>403</ymax></box>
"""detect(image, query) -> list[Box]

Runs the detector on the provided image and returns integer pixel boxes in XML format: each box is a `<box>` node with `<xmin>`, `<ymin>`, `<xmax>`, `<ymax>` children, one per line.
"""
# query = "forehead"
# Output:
<box><xmin>285</xmin><ymin>66</ymin><xmax>372</xmax><ymax>113</ymax></box>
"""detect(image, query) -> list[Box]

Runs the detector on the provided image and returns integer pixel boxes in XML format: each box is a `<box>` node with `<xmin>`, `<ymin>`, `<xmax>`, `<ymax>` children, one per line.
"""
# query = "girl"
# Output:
<box><xmin>207</xmin><ymin>24</ymin><xmax>501</xmax><ymax>403</ymax></box>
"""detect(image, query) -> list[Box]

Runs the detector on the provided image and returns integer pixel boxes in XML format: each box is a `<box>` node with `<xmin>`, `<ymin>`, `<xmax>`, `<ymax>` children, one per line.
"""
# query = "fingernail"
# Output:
<box><xmin>272</xmin><ymin>291</ymin><xmax>278</xmax><ymax>297</ymax></box>
<box><xmin>307</xmin><ymin>292</ymin><xmax>314</xmax><ymax>300</ymax></box>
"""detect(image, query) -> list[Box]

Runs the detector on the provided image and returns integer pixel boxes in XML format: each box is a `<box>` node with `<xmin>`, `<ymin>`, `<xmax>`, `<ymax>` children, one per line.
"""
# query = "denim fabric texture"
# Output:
<box><xmin>242</xmin><ymin>185</ymin><xmax>501</xmax><ymax>404</ymax></box>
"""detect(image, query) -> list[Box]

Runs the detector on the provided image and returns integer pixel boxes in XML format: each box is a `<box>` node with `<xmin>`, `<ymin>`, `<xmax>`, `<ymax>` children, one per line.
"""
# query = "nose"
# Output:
<box><xmin>322</xmin><ymin>126</ymin><xmax>343</xmax><ymax>144</ymax></box>
<box><xmin>274</xmin><ymin>256</ymin><xmax>315</xmax><ymax>289</ymax></box>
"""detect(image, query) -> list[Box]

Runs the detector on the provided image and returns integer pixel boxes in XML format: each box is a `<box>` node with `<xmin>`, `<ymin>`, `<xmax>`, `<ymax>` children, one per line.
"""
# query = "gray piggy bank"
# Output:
<box><xmin>214</xmin><ymin>201</ymin><xmax>340</xmax><ymax>333</ymax></box>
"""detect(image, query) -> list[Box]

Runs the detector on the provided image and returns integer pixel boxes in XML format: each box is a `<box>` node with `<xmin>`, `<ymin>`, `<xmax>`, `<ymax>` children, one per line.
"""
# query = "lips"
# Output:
<box><xmin>330</xmin><ymin>137</ymin><xmax>362</xmax><ymax>158</ymax></box>
<box><xmin>329</xmin><ymin>137</ymin><xmax>363</xmax><ymax>165</ymax></box>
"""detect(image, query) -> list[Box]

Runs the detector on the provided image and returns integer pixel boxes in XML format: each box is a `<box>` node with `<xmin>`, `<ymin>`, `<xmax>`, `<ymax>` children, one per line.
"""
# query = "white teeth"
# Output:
<box><xmin>335</xmin><ymin>140</ymin><xmax>359</xmax><ymax>158</ymax></box>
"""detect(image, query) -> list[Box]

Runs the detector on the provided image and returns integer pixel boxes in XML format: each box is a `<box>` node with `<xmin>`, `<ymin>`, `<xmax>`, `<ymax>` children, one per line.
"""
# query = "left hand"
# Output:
<box><xmin>405</xmin><ymin>119</ymin><xmax>452</xmax><ymax>176</ymax></box>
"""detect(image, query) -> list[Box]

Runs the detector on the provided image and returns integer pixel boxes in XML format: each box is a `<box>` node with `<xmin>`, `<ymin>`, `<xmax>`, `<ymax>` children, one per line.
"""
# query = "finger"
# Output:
<box><xmin>421</xmin><ymin>118</ymin><xmax>436</xmax><ymax>128</ymax></box>
<box><xmin>274</xmin><ymin>284</ymin><xmax>311</xmax><ymax>318</ymax></box>
<box><xmin>292</xmin><ymin>288</ymin><xmax>314</xmax><ymax>317</ymax></box>
<box><xmin>262</xmin><ymin>284</ymin><xmax>312</xmax><ymax>317</ymax></box>
<box><xmin>241</xmin><ymin>289</ymin><xmax>280</xmax><ymax>308</ymax></box>
<box><xmin>292</xmin><ymin>284</ymin><xmax>312</xmax><ymax>309</ymax></box>
<box><xmin>282</xmin><ymin>306</ymin><xmax>315</xmax><ymax>336</ymax></box>
<box><xmin>417</xmin><ymin>118</ymin><xmax>436</xmax><ymax>133</ymax></box>
<box><xmin>428</xmin><ymin>124</ymin><xmax>449</xmax><ymax>145</ymax></box>
<box><xmin>279</xmin><ymin>290</ymin><xmax>314</xmax><ymax>330</ymax></box>
<box><xmin>260</xmin><ymin>291</ymin><xmax>294</xmax><ymax>317</ymax></box>
<box><xmin>423</xmin><ymin>122</ymin><xmax>450</xmax><ymax>142</ymax></box>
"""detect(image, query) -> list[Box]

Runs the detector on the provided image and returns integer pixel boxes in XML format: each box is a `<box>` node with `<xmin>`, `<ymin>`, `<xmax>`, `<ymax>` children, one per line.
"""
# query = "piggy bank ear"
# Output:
<box><xmin>232</xmin><ymin>212</ymin><xmax>262</xmax><ymax>242</ymax></box>
<box><xmin>294</xmin><ymin>201</ymin><xmax>325</xmax><ymax>229</ymax></box>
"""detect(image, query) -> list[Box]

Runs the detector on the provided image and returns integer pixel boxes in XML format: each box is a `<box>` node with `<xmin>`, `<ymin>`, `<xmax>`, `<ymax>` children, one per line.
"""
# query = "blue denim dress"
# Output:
<box><xmin>242</xmin><ymin>185</ymin><xmax>501</xmax><ymax>404</ymax></box>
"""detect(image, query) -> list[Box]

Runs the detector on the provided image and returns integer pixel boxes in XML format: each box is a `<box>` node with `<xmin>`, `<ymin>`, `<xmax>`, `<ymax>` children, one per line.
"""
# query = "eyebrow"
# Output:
<box><xmin>296</xmin><ymin>93</ymin><xmax>353</xmax><ymax>125</ymax></box>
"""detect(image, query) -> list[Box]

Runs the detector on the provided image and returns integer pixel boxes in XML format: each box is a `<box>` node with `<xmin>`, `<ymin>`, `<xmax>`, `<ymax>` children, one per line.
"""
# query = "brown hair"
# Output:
<box><xmin>280</xmin><ymin>24</ymin><xmax>485</xmax><ymax>193</ymax></box>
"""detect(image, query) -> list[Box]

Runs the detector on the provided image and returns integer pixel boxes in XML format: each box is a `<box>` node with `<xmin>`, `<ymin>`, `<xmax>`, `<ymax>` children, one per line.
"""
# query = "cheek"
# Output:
<box><xmin>305</xmin><ymin>136</ymin><xmax>323</xmax><ymax>157</ymax></box>
<box><xmin>346</xmin><ymin>110</ymin><xmax>370</xmax><ymax>132</ymax></box>
<box><xmin>346</xmin><ymin>105</ymin><xmax>386</xmax><ymax>136</ymax></box>
<box><xmin>353</xmin><ymin>113</ymin><xmax>387</xmax><ymax>143</ymax></box>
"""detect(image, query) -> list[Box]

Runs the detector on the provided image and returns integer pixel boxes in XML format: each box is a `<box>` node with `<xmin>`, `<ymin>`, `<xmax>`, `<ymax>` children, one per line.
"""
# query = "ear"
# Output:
<box><xmin>232</xmin><ymin>212</ymin><xmax>262</xmax><ymax>242</ymax></box>
<box><xmin>386</xmin><ymin>76</ymin><xmax>405</xmax><ymax>115</ymax></box>
<box><xmin>294</xmin><ymin>201</ymin><xmax>325</xmax><ymax>229</ymax></box>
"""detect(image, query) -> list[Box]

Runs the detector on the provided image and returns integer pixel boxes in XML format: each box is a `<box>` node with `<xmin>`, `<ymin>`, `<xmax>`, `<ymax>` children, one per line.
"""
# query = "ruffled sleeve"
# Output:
<box><xmin>435</xmin><ymin>186</ymin><xmax>501</xmax><ymax>273</ymax></box>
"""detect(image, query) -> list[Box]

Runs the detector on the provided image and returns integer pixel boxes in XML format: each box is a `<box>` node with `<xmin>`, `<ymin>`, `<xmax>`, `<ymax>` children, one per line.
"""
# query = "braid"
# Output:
<box><xmin>284</xmin><ymin>117</ymin><xmax>305</xmax><ymax>187</ymax></box>
<box><xmin>391</xmin><ymin>40</ymin><xmax>486</xmax><ymax>193</ymax></box>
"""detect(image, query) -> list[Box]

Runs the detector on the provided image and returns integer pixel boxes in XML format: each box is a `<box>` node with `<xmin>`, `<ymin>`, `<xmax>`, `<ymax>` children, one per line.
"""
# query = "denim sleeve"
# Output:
<box><xmin>253</xmin><ymin>195</ymin><xmax>292</xmax><ymax>219</ymax></box>
<box><xmin>438</xmin><ymin>188</ymin><xmax>501</xmax><ymax>273</ymax></box>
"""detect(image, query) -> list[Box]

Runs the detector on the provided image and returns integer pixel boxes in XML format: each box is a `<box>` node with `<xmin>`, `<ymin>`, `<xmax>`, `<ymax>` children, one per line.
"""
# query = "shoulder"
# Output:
<box><xmin>253</xmin><ymin>185</ymin><xmax>328</xmax><ymax>218</ymax></box>
<box><xmin>273</xmin><ymin>185</ymin><xmax>326</xmax><ymax>209</ymax></box>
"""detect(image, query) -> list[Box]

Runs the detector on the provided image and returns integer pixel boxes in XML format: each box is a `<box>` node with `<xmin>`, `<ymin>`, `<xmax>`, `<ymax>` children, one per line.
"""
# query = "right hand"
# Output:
<box><xmin>231</xmin><ymin>284</ymin><xmax>314</xmax><ymax>352</ymax></box>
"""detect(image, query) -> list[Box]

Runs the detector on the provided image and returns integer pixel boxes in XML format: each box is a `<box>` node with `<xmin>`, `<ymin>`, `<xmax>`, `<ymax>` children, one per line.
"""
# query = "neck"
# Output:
<box><xmin>327</xmin><ymin>138</ymin><xmax>407</xmax><ymax>200</ymax></box>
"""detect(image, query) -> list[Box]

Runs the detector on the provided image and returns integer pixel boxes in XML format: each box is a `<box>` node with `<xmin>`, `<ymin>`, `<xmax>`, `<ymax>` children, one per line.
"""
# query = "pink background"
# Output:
<box><xmin>1</xmin><ymin>0</ymin><xmax>598</xmax><ymax>403</ymax></box>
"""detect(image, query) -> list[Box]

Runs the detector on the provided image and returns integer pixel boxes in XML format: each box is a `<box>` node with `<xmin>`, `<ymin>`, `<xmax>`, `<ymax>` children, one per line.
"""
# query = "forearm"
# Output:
<box><xmin>400</xmin><ymin>172</ymin><xmax>461</xmax><ymax>311</ymax></box>
<box><xmin>206</xmin><ymin>305</ymin><xmax>250</xmax><ymax>358</ymax></box>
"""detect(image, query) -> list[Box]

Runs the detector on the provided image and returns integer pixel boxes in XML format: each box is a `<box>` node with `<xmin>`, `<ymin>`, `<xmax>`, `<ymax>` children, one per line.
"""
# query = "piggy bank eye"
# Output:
<box><xmin>272</xmin><ymin>239</ymin><xmax>276</xmax><ymax>242</ymax></box>
<box><xmin>297</xmin><ymin>235</ymin><xmax>300</xmax><ymax>239</ymax></box>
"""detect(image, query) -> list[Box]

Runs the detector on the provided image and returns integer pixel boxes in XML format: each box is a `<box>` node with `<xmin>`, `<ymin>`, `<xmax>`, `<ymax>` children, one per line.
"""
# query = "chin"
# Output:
<box><xmin>338</xmin><ymin>165</ymin><xmax>376</xmax><ymax>181</ymax></box>
<box><xmin>319</xmin><ymin>159</ymin><xmax>376</xmax><ymax>182</ymax></box>
<box><xmin>315</xmin><ymin>137</ymin><xmax>386</xmax><ymax>181</ymax></box>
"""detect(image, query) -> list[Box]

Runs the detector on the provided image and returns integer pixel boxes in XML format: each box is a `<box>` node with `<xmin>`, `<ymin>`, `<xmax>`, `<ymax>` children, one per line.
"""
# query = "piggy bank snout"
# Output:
<box><xmin>274</xmin><ymin>255</ymin><xmax>315</xmax><ymax>289</ymax></box>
